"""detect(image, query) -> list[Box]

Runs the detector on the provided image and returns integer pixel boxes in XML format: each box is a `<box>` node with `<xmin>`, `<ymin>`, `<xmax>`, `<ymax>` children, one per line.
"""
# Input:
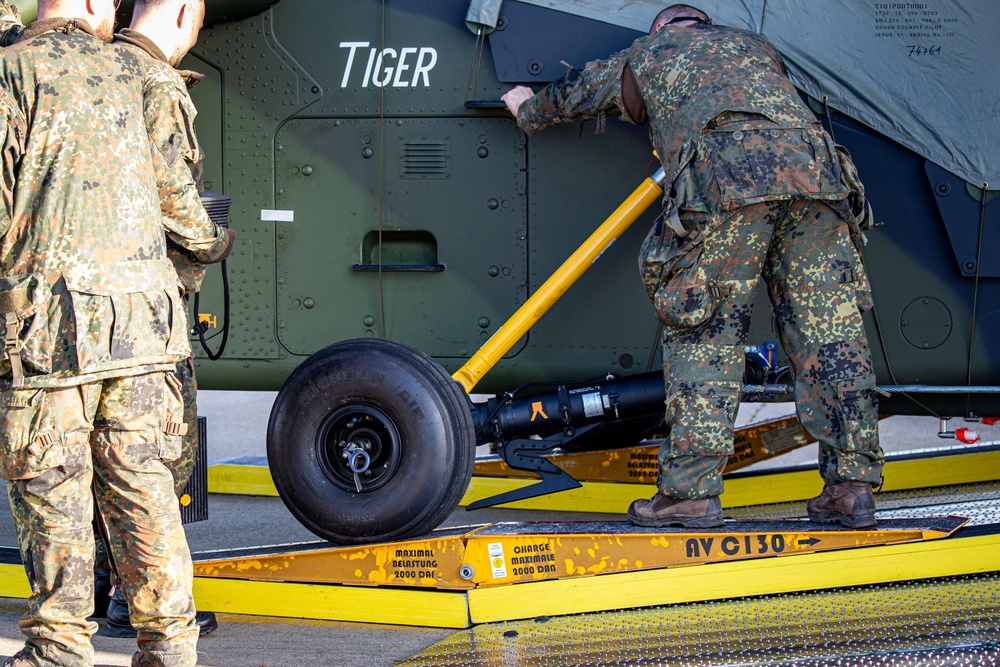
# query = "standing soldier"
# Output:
<box><xmin>0</xmin><ymin>0</ymin><xmax>20</xmax><ymax>45</ymax></box>
<box><xmin>0</xmin><ymin>1</ymin><xmax>225</xmax><ymax>666</ymax></box>
<box><xmin>502</xmin><ymin>4</ymin><xmax>884</xmax><ymax>529</ymax></box>
<box><xmin>98</xmin><ymin>0</ymin><xmax>226</xmax><ymax>638</ymax></box>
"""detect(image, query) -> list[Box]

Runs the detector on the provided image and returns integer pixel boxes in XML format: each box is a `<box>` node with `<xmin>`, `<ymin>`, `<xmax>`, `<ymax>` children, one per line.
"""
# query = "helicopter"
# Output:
<box><xmin>11</xmin><ymin>0</ymin><xmax>997</xmax><ymax>545</ymax></box>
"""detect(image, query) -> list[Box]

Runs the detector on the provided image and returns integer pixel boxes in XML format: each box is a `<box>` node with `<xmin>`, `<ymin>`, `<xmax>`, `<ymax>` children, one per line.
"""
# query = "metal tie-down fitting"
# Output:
<box><xmin>344</xmin><ymin>442</ymin><xmax>372</xmax><ymax>492</ymax></box>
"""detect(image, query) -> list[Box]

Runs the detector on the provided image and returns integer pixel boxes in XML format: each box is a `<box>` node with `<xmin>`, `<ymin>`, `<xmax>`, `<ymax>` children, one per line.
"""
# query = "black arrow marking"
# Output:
<box><xmin>797</xmin><ymin>537</ymin><xmax>821</xmax><ymax>547</ymax></box>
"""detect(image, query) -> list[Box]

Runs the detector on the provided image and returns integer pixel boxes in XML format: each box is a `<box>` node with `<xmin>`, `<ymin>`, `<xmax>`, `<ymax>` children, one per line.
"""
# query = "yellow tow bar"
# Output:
<box><xmin>452</xmin><ymin>165</ymin><xmax>667</xmax><ymax>393</ymax></box>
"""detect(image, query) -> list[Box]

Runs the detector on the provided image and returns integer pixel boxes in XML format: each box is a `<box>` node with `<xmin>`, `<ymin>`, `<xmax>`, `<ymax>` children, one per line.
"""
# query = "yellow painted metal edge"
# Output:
<box><xmin>459</xmin><ymin>449</ymin><xmax>1000</xmax><ymax>512</ymax></box>
<box><xmin>192</xmin><ymin>577</ymin><xmax>471</xmax><ymax>629</ymax></box>
<box><xmin>5</xmin><ymin>535</ymin><xmax>994</xmax><ymax>628</ymax></box>
<box><xmin>210</xmin><ymin>449</ymin><xmax>1000</xmax><ymax>507</ymax></box>
<box><xmin>208</xmin><ymin>463</ymin><xmax>278</xmax><ymax>496</ymax></box>
<box><xmin>466</xmin><ymin>532</ymin><xmax>1000</xmax><ymax>624</ymax></box>
<box><xmin>0</xmin><ymin>564</ymin><xmax>31</xmax><ymax>599</ymax></box>
<box><xmin>879</xmin><ymin>449</ymin><xmax>1000</xmax><ymax>492</ymax></box>
<box><xmin>0</xmin><ymin>562</ymin><xmax>473</xmax><ymax>628</ymax></box>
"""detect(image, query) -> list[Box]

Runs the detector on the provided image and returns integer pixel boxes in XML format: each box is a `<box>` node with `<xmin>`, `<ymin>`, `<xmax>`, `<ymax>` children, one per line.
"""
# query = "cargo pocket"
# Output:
<box><xmin>160</xmin><ymin>371</ymin><xmax>186</xmax><ymax>461</ymax></box>
<box><xmin>63</xmin><ymin>260</ymin><xmax>188</xmax><ymax>374</ymax></box>
<box><xmin>665</xmin><ymin>381</ymin><xmax>740</xmax><ymax>457</ymax></box>
<box><xmin>653</xmin><ymin>245</ymin><xmax>716</xmax><ymax>330</ymax></box>
<box><xmin>702</xmin><ymin>120</ymin><xmax>844</xmax><ymax>210</ymax></box>
<box><xmin>0</xmin><ymin>388</ymin><xmax>67</xmax><ymax>480</ymax></box>
<box><xmin>833</xmin><ymin>374</ymin><xmax>879</xmax><ymax>454</ymax></box>
<box><xmin>0</xmin><ymin>273</ymin><xmax>53</xmax><ymax>386</ymax></box>
<box><xmin>638</xmin><ymin>214</ymin><xmax>675</xmax><ymax>302</ymax></box>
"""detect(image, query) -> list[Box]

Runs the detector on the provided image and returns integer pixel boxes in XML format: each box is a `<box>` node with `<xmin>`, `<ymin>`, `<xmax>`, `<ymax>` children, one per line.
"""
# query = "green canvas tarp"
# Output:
<box><xmin>469</xmin><ymin>0</ymin><xmax>998</xmax><ymax>187</ymax></box>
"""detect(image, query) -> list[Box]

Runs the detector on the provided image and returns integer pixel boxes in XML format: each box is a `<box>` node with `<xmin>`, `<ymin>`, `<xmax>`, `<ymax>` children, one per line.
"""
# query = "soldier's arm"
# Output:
<box><xmin>516</xmin><ymin>51</ymin><xmax>629</xmax><ymax>136</ymax></box>
<box><xmin>145</xmin><ymin>76</ymin><xmax>232</xmax><ymax>263</ymax></box>
<box><xmin>0</xmin><ymin>89</ymin><xmax>23</xmax><ymax>238</ymax></box>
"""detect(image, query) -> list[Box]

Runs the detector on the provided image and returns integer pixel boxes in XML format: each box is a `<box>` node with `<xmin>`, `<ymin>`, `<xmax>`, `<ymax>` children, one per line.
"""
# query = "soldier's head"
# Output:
<box><xmin>649</xmin><ymin>4</ymin><xmax>711</xmax><ymax>35</ymax></box>
<box><xmin>37</xmin><ymin>0</ymin><xmax>120</xmax><ymax>42</ymax></box>
<box><xmin>129</xmin><ymin>0</ymin><xmax>206</xmax><ymax>66</ymax></box>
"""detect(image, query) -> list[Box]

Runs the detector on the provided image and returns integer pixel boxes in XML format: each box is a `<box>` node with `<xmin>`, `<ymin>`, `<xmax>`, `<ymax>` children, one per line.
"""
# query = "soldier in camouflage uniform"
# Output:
<box><xmin>96</xmin><ymin>0</ymin><xmax>223</xmax><ymax>639</ymax></box>
<box><xmin>0</xmin><ymin>0</ymin><xmax>20</xmax><ymax>46</ymax></box>
<box><xmin>503</xmin><ymin>4</ymin><xmax>884</xmax><ymax>529</ymax></box>
<box><xmin>0</xmin><ymin>0</ymin><xmax>230</xmax><ymax>665</ymax></box>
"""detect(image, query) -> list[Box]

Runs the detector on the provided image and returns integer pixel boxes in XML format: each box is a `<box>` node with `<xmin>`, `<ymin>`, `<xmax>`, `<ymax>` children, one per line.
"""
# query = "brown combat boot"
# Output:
<box><xmin>627</xmin><ymin>492</ymin><xmax>724</xmax><ymax>528</ymax></box>
<box><xmin>131</xmin><ymin>651</ymin><xmax>153</xmax><ymax>667</ymax></box>
<box><xmin>807</xmin><ymin>481</ymin><xmax>877</xmax><ymax>528</ymax></box>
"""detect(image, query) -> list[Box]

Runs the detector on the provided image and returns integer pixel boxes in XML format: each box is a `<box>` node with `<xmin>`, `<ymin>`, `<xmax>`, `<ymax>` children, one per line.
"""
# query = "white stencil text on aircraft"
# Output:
<box><xmin>340</xmin><ymin>42</ymin><xmax>438</xmax><ymax>88</ymax></box>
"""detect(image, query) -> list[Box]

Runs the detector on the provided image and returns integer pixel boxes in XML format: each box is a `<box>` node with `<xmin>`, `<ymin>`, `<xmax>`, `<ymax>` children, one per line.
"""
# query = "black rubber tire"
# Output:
<box><xmin>266</xmin><ymin>338</ymin><xmax>476</xmax><ymax>544</ymax></box>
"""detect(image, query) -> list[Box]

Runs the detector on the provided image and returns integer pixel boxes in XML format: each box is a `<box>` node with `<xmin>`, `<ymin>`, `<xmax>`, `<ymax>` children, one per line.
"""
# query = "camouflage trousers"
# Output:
<box><xmin>650</xmin><ymin>199</ymin><xmax>884</xmax><ymax>499</ymax></box>
<box><xmin>94</xmin><ymin>358</ymin><xmax>198</xmax><ymax>572</ymax></box>
<box><xmin>0</xmin><ymin>371</ymin><xmax>199</xmax><ymax>667</ymax></box>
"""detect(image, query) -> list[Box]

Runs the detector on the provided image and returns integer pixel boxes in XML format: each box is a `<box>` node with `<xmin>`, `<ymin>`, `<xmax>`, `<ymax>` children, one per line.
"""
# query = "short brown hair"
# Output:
<box><xmin>650</xmin><ymin>4</ymin><xmax>711</xmax><ymax>34</ymax></box>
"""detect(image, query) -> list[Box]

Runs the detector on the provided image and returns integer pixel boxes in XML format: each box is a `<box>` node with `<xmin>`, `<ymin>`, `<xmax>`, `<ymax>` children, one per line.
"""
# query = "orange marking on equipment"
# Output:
<box><xmin>530</xmin><ymin>402</ymin><xmax>549</xmax><ymax>421</ymax></box>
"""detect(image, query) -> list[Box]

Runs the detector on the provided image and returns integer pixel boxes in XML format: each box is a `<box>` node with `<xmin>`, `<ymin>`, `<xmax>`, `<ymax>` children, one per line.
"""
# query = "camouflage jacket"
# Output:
<box><xmin>0</xmin><ymin>0</ymin><xmax>20</xmax><ymax>47</ymax></box>
<box><xmin>0</xmin><ymin>19</ymin><xmax>195</xmax><ymax>389</ymax></box>
<box><xmin>518</xmin><ymin>24</ymin><xmax>853</xmax><ymax>223</ymax></box>
<box><xmin>115</xmin><ymin>28</ymin><xmax>227</xmax><ymax>295</ymax></box>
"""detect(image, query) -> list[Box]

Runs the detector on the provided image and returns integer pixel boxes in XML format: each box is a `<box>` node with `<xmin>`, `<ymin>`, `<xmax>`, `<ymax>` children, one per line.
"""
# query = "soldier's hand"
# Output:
<box><xmin>501</xmin><ymin>86</ymin><xmax>535</xmax><ymax>117</ymax></box>
<box><xmin>208</xmin><ymin>228</ymin><xmax>236</xmax><ymax>264</ymax></box>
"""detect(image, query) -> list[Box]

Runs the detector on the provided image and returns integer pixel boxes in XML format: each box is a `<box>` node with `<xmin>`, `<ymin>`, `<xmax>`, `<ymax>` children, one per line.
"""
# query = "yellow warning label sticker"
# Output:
<box><xmin>489</xmin><ymin>542</ymin><xmax>507</xmax><ymax>578</ymax></box>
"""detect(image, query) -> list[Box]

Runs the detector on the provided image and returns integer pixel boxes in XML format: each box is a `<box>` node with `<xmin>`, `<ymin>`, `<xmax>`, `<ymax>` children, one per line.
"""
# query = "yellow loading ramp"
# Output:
<box><xmin>3</xmin><ymin>528</ymin><xmax>991</xmax><ymax>628</ymax></box>
<box><xmin>205</xmin><ymin>411</ymin><xmax>808</xmax><ymax>497</ymax></box>
<box><xmin>183</xmin><ymin>515</ymin><xmax>1000</xmax><ymax>628</ymax></box>
<box><xmin>0</xmin><ymin>513</ymin><xmax>992</xmax><ymax>628</ymax></box>
<box><xmin>208</xmin><ymin>441</ymin><xmax>1000</xmax><ymax>514</ymax></box>
<box><xmin>474</xmin><ymin>412</ymin><xmax>817</xmax><ymax>484</ymax></box>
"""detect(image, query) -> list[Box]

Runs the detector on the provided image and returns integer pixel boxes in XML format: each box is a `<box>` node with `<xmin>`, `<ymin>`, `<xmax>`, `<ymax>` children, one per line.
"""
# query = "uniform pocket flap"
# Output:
<box><xmin>63</xmin><ymin>259</ymin><xmax>178</xmax><ymax>295</ymax></box>
<box><xmin>0</xmin><ymin>288</ymin><xmax>29</xmax><ymax>315</ymax></box>
<box><xmin>701</xmin><ymin>120</ymin><xmax>846</xmax><ymax>208</ymax></box>
<box><xmin>0</xmin><ymin>273</ymin><xmax>49</xmax><ymax>317</ymax></box>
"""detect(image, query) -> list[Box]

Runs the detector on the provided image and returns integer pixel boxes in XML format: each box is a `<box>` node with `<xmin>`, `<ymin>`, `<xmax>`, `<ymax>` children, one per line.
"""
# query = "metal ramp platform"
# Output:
<box><xmin>4</xmin><ymin>442</ymin><xmax>998</xmax><ymax>630</ymax></box>
<box><xmin>461</xmin><ymin>442</ymin><xmax>1000</xmax><ymax>512</ymax></box>
<box><xmin>207</xmin><ymin>439</ymin><xmax>1000</xmax><ymax>514</ymax></box>
<box><xmin>0</xmin><ymin>485</ymin><xmax>996</xmax><ymax>630</ymax></box>
<box><xmin>182</xmin><ymin>501</ymin><xmax>995</xmax><ymax>628</ymax></box>
<box><xmin>182</xmin><ymin>441</ymin><xmax>1000</xmax><ymax>629</ymax></box>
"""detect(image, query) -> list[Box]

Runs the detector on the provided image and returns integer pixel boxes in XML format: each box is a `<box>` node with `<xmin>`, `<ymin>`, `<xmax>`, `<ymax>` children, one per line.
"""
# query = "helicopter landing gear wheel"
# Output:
<box><xmin>267</xmin><ymin>338</ymin><xmax>475</xmax><ymax>545</ymax></box>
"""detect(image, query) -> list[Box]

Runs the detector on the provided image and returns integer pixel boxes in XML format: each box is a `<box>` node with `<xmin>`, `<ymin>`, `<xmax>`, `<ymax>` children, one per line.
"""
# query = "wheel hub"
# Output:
<box><xmin>317</xmin><ymin>404</ymin><xmax>402</xmax><ymax>493</ymax></box>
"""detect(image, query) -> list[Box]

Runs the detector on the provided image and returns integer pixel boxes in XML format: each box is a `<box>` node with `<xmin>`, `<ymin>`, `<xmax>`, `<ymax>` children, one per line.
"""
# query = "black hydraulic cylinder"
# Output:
<box><xmin>471</xmin><ymin>372</ymin><xmax>666</xmax><ymax>445</ymax></box>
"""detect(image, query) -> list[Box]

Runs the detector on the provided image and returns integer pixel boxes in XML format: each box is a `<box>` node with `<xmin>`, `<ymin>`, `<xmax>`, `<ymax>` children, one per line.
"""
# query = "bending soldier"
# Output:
<box><xmin>502</xmin><ymin>4</ymin><xmax>884</xmax><ymax>529</ymax></box>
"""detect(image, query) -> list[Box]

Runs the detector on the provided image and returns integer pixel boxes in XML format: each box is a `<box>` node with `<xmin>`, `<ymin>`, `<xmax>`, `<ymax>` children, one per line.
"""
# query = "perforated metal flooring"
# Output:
<box><xmin>401</xmin><ymin>481</ymin><xmax>1000</xmax><ymax>666</ymax></box>
<box><xmin>400</xmin><ymin>573</ymin><xmax>1000</xmax><ymax>666</ymax></box>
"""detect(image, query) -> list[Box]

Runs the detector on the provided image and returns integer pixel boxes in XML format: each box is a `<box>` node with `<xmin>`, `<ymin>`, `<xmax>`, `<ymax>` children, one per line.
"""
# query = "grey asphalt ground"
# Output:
<box><xmin>0</xmin><ymin>390</ymin><xmax>994</xmax><ymax>666</ymax></box>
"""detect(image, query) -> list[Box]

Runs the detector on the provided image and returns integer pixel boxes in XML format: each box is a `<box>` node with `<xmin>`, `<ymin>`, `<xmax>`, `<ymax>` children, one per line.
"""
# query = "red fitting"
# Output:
<box><xmin>981</xmin><ymin>417</ymin><xmax>1000</xmax><ymax>427</ymax></box>
<box><xmin>955</xmin><ymin>427</ymin><xmax>980</xmax><ymax>445</ymax></box>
